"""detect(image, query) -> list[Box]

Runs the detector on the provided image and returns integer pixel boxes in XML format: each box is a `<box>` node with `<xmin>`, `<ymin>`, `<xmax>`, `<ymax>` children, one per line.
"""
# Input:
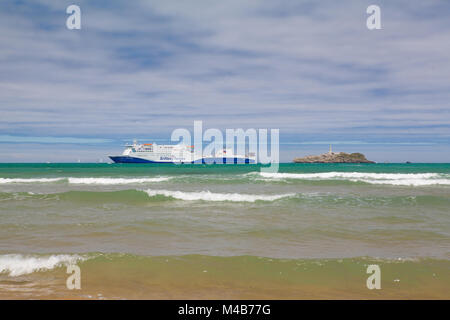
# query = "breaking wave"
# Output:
<box><xmin>2</xmin><ymin>190</ymin><xmax>449</xmax><ymax>208</ymax></box>
<box><xmin>0</xmin><ymin>177</ymin><xmax>170</xmax><ymax>185</ymax></box>
<box><xmin>256</xmin><ymin>172</ymin><xmax>450</xmax><ymax>186</ymax></box>
<box><xmin>0</xmin><ymin>178</ymin><xmax>64</xmax><ymax>184</ymax></box>
<box><xmin>1</xmin><ymin>171</ymin><xmax>449</xmax><ymax>187</ymax></box>
<box><xmin>144</xmin><ymin>189</ymin><xmax>295</xmax><ymax>202</ymax></box>
<box><xmin>67</xmin><ymin>177</ymin><xmax>170</xmax><ymax>184</ymax></box>
<box><xmin>0</xmin><ymin>254</ymin><xmax>86</xmax><ymax>276</ymax></box>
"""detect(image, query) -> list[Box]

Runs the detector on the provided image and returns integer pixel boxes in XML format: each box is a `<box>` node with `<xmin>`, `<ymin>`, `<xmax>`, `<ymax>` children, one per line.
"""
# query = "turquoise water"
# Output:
<box><xmin>1</xmin><ymin>162</ymin><xmax>450</xmax><ymax>176</ymax></box>
<box><xmin>0</xmin><ymin>163</ymin><xmax>449</xmax><ymax>298</ymax></box>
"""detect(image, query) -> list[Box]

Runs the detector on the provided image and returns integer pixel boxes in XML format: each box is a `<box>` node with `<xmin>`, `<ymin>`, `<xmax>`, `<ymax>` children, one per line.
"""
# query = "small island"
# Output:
<box><xmin>293</xmin><ymin>145</ymin><xmax>375</xmax><ymax>163</ymax></box>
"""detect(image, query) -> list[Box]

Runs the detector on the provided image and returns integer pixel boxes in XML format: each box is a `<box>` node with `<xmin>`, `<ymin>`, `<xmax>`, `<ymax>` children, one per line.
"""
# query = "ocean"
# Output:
<box><xmin>0</xmin><ymin>163</ymin><xmax>449</xmax><ymax>299</ymax></box>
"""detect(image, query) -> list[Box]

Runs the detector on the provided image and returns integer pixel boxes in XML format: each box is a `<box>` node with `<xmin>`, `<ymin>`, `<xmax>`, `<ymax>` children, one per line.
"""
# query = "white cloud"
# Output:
<box><xmin>0</xmin><ymin>0</ymin><xmax>449</xmax><ymax>160</ymax></box>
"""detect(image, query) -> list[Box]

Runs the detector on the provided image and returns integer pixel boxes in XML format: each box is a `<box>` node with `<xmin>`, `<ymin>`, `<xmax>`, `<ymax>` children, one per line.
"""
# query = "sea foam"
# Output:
<box><xmin>258</xmin><ymin>172</ymin><xmax>441</xmax><ymax>179</ymax></box>
<box><xmin>0</xmin><ymin>254</ymin><xmax>85</xmax><ymax>276</ymax></box>
<box><xmin>0</xmin><ymin>177</ymin><xmax>170</xmax><ymax>185</ymax></box>
<box><xmin>0</xmin><ymin>178</ymin><xmax>64</xmax><ymax>184</ymax></box>
<box><xmin>67</xmin><ymin>177</ymin><xmax>170</xmax><ymax>185</ymax></box>
<box><xmin>257</xmin><ymin>172</ymin><xmax>450</xmax><ymax>186</ymax></box>
<box><xmin>144</xmin><ymin>189</ymin><xmax>295</xmax><ymax>202</ymax></box>
<box><xmin>352</xmin><ymin>179</ymin><xmax>450</xmax><ymax>186</ymax></box>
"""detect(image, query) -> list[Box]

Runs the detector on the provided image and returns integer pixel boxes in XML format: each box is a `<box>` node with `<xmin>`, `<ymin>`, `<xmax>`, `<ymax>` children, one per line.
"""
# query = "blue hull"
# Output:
<box><xmin>109</xmin><ymin>156</ymin><xmax>255</xmax><ymax>164</ymax></box>
<box><xmin>193</xmin><ymin>157</ymin><xmax>256</xmax><ymax>164</ymax></box>
<box><xmin>109</xmin><ymin>156</ymin><xmax>159</xmax><ymax>163</ymax></box>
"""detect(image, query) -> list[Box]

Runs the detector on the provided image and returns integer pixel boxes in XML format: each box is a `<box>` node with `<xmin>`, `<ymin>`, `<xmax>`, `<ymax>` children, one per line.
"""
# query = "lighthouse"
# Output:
<box><xmin>328</xmin><ymin>144</ymin><xmax>333</xmax><ymax>154</ymax></box>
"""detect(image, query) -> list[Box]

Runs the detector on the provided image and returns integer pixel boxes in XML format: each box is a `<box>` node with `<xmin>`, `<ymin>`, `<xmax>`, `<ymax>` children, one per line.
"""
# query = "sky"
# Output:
<box><xmin>0</xmin><ymin>0</ymin><xmax>449</xmax><ymax>162</ymax></box>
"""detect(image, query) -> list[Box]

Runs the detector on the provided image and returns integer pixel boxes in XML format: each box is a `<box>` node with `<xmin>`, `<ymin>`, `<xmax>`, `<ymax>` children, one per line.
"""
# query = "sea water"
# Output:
<box><xmin>0</xmin><ymin>163</ymin><xmax>449</xmax><ymax>299</ymax></box>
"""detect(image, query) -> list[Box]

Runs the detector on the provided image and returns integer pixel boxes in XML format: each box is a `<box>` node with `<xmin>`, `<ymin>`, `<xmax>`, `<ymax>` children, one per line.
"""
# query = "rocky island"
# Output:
<box><xmin>293</xmin><ymin>146</ymin><xmax>375</xmax><ymax>163</ymax></box>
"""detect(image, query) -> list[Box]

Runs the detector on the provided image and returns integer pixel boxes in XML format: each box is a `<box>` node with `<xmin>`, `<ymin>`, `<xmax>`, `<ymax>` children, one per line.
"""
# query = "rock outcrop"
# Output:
<box><xmin>293</xmin><ymin>152</ymin><xmax>375</xmax><ymax>163</ymax></box>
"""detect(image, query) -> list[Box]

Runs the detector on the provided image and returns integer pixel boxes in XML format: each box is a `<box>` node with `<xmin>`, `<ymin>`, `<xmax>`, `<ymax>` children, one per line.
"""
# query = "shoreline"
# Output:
<box><xmin>1</xmin><ymin>254</ymin><xmax>449</xmax><ymax>300</ymax></box>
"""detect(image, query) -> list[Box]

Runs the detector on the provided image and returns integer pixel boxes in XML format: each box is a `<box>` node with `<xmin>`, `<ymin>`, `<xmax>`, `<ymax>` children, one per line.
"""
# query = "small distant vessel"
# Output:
<box><xmin>109</xmin><ymin>140</ymin><xmax>256</xmax><ymax>164</ymax></box>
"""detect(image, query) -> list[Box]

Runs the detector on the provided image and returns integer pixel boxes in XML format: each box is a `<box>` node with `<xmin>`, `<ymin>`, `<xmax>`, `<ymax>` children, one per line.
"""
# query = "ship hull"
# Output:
<box><xmin>109</xmin><ymin>156</ymin><xmax>159</xmax><ymax>163</ymax></box>
<box><xmin>109</xmin><ymin>156</ymin><xmax>255</xmax><ymax>164</ymax></box>
<box><xmin>193</xmin><ymin>157</ymin><xmax>256</xmax><ymax>164</ymax></box>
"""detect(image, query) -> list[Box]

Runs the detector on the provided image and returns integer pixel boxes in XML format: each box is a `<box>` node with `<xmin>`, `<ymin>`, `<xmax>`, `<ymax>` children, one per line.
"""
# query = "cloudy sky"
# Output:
<box><xmin>0</xmin><ymin>0</ymin><xmax>449</xmax><ymax>162</ymax></box>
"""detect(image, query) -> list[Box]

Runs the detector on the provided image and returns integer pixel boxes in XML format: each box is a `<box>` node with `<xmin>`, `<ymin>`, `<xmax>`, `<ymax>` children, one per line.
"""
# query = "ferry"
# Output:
<box><xmin>109</xmin><ymin>140</ymin><xmax>256</xmax><ymax>164</ymax></box>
